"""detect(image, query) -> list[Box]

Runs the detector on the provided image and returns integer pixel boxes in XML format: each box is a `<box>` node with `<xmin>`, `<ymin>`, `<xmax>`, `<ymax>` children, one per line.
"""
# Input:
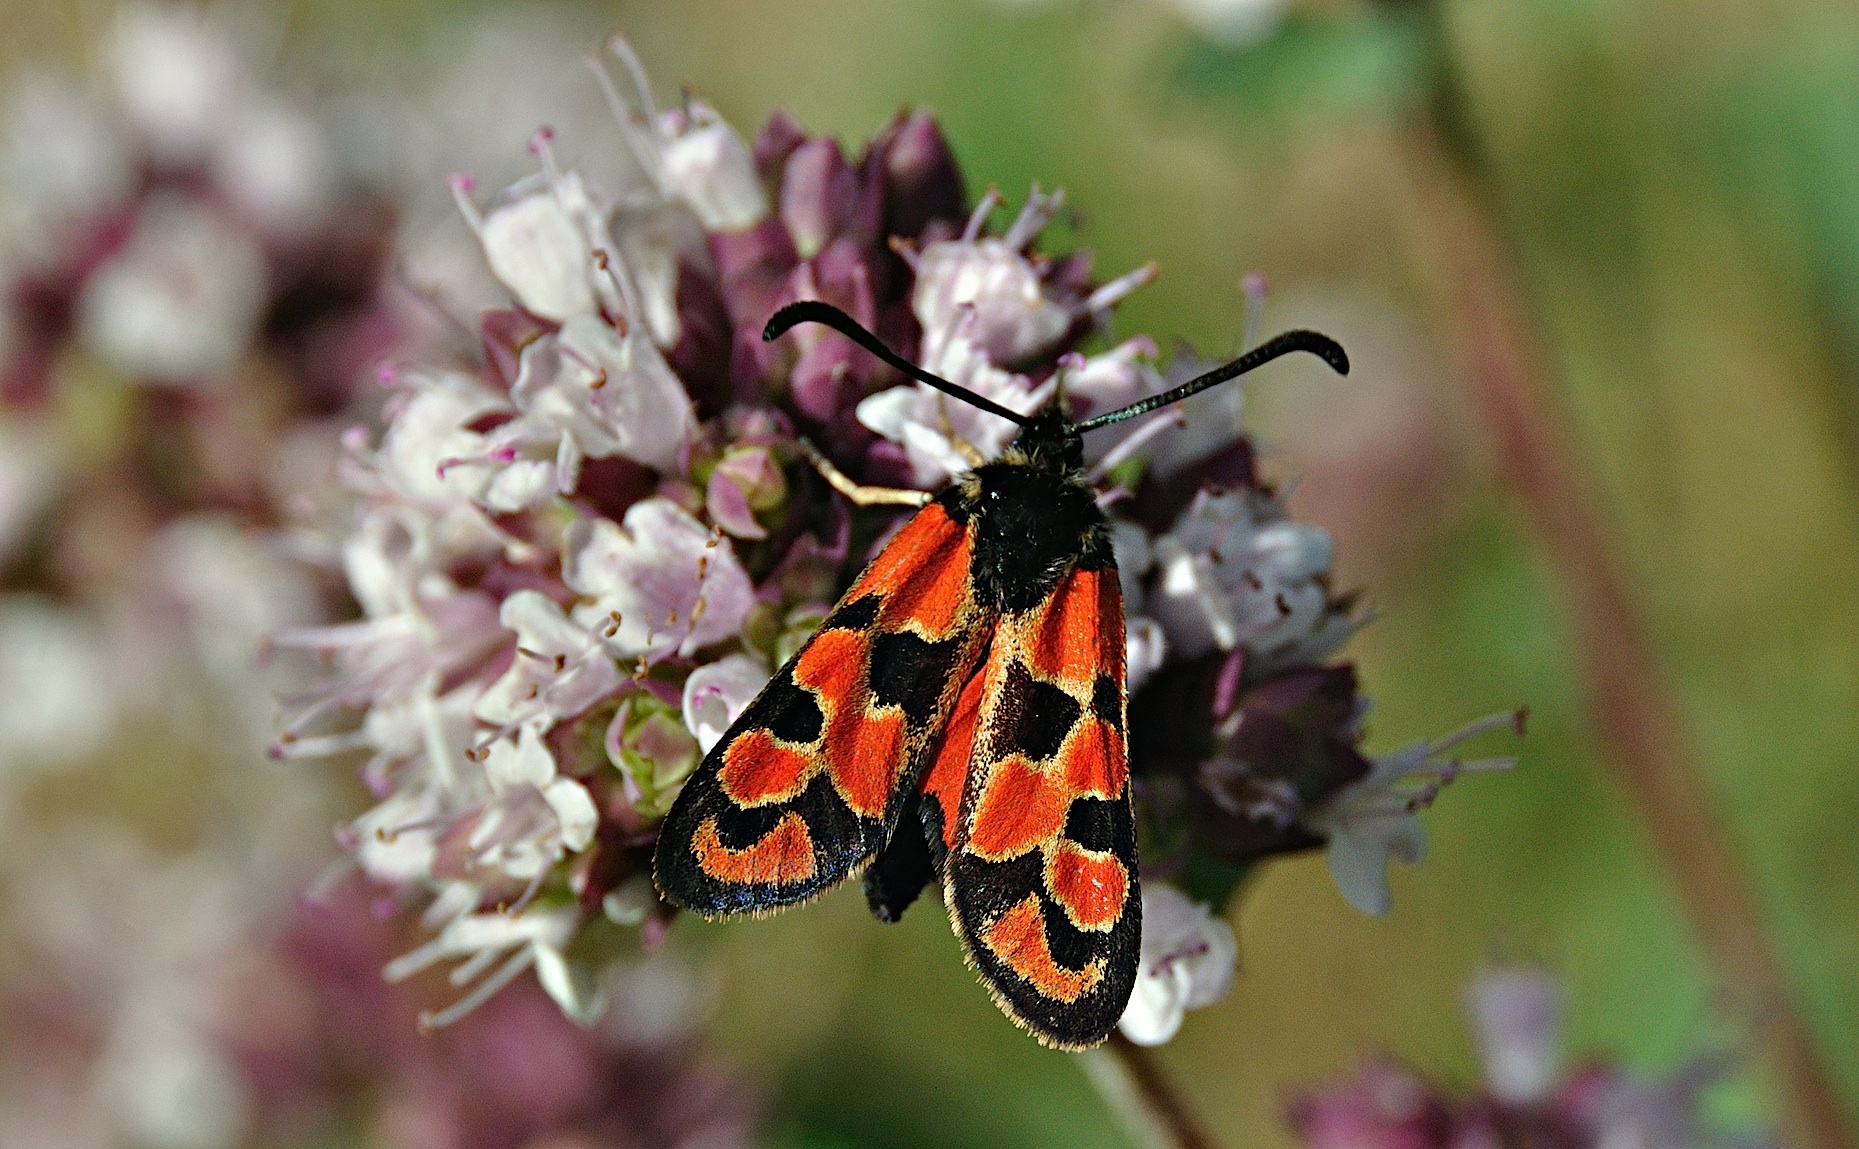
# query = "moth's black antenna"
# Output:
<box><xmin>763</xmin><ymin>301</ymin><xmax>1030</xmax><ymax>428</ymax></box>
<box><xmin>1074</xmin><ymin>330</ymin><xmax>1349</xmax><ymax>432</ymax></box>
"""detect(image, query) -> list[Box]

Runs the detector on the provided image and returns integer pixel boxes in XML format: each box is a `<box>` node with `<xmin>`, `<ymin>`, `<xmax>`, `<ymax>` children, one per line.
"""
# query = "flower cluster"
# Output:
<box><xmin>226</xmin><ymin>880</ymin><xmax>755</xmax><ymax>1149</ymax></box>
<box><xmin>0</xmin><ymin>6</ymin><xmax>392</xmax><ymax>410</ymax></box>
<box><xmin>0</xmin><ymin>4</ymin><xmax>402</xmax><ymax>785</ymax></box>
<box><xmin>275</xmin><ymin>37</ymin><xmax>1513</xmax><ymax>1044</ymax></box>
<box><xmin>1289</xmin><ymin>967</ymin><xmax>1763</xmax><ymax>1149</ymax></box>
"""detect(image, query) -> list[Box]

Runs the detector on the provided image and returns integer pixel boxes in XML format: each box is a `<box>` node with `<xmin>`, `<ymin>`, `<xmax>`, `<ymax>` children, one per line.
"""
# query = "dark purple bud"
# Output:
<box><xmin>779</xmin><ymin>241</ymin><xmax>878</xmax><ymax>423</ymax></box>
<box><xmin>663</xmin><ymin>257</ymin><xmax>733</xmax><ymax>416</ymax></box>
<box><xmin>1288</xmin><ymin>1060</ymin><xmax>1455</xmax><ymax>1149</ymax></box>
<box><xmin>875</xmin><ymin>109</ymin><xmax>967</xmax><ymax>240</ymax></box>
<box><xmin>711</xmin><ymin>218</ymin><xmax>801</xmax><ymax>396</ymax></box>
<box><xmin>574</xmin><ymin>455</ymin><xmax>658</xmax><ymax>522</ymax></box>
<box><xmin>780</xmin><ymin>137</ymin><xmax>877</xmax><ymax>259</ymax></box>
<box><xmin>1133</xmin><ymin>655</ymin><xmax>1370</xmax><ymax>864</ymax></box>
<box><xmin>753</xmin><ymin>109</ymin><xmax>809</xmax><ymax>182</ymax></box>
<box><xmin>710</xmin><ymin>216</ymin><xmax>799</xmax><ymax>327</ymax></box>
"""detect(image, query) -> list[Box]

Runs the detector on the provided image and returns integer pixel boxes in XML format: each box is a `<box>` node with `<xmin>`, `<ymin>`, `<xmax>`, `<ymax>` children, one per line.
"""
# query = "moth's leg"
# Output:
<box><xmin>796</xmin><ymin>438</ymin><xmax>932</xmax><ymax>508</ymax></box>
<box><xmin>934</xmin><ymin>394</ymin><xmax>987</xmax><ymax>468</ymax></box>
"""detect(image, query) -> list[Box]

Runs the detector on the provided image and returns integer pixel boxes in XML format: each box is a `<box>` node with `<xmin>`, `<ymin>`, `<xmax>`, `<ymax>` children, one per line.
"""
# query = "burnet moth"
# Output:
<box><xmin>654</xmin><ymin>299</ymin><xmax>1349</xmax><ymax>1048</ymax></box>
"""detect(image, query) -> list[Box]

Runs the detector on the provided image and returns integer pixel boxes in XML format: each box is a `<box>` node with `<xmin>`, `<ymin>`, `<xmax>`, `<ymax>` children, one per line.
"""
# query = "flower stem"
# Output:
<box><xmin>1396</xmin><ymin>109</ymin><xmax>1855</xmax><ymax>1149</ymax></box>
<box><xmin>1079</xmin><ymin>1033</ymin><xmax>1221</xmax><ymax>1149</ymax></box>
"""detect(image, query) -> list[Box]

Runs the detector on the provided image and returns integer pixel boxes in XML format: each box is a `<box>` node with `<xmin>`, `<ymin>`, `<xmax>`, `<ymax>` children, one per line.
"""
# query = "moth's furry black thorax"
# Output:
<box><xmin>945</xmin><ymin>409</ymin><xmax>1112</xmax><ymax>614</ymax></box>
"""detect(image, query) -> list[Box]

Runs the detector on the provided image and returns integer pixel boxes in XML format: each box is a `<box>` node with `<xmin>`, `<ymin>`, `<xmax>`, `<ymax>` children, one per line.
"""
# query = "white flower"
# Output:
<box><xmin>7</xmin><ymin>832</ymin><xmax>288</xmax><ymax>1149</ymax></box>
<box><xmin>0</xmin><ymin>75</ymin><xmax>133</xmax><ymax>251</ymax></box>
<box><xmin>595</xmin><ymin>39</ymin><xmax>767</xmax><ymax>231</ymax></box>
<box><xmin>107</xmin><ymin>5</ymin><xmax>244</xmax><ymax>166</ymax></box>
<box><xmin>1156</xmin><ymin>0</ymin><xmax>1287</xmax><ymax>47</ymax></box>
<box><xmin>913</xmin><ymin>189</ymin><xmax>1074</xmax><ymax>367</ymax></box>
<box><xmin>857</xmin><ymin>332</ymin><xmax>1049</xmax><ymax>486</ymax></box>
<box><xmin>0</xmin><ymin>596</ymin><xmax>117</xmax><ymax>782</ymax></box>
<box><xmin>94</xmin><ymin>1012</ymin><xmax>249</xmax><ymax>1149</ymax></box>
<box><xmin>1467</xmin><ymin>965</ymin><xmax>1563</xmax><ymax>1105</ymax></box>
<box><xmin>1117</xmin><ymin>884</ymin><xmax>1237</xmax><ymax>1046</ymax></box>
<box><xmin>384</xmin><ymin>902</ymin><xmax>605</xmax><ymax>1028</ymax></box>
<box><xmin>657</xmin><ymin>98</ymin><xmax>767</xmax><ymax>231</ymax></box>
<box><xmin>497</xmin><ymin>312</ymin><xmax>696</xmax><ymax>480</ymax></box>
<box><xmin>456</xmin><ymin>128</ymin><xmax>691</xmax><ymax>354</ymax></box>
<box><xmin>1109</xmin><ymin>519</ymin><xmax>1154</xmax><ymax>612</ymax></box>
<box><xmin>77</xmin><ymin>193</ymin><xmax>267</xmax><ymax>382</ymax></box>
<box><xmin>682</xmin><ymin>652</ymin><xmax>771</xmax><ymax>753</ymax></box>
<box><xmin>1064</xmin><ymin>337</ymin><xmax>1167</xmax><ymax>422</ymax></box>
<box><xmin>353</xmin><ymin>783</ymin><xmax>444</xmax><ymax>885</ymax></box>
<box><xmin>211</xmin><ymin>99</ymin><xmax>334</xmax><ymax>235</ymax></box>
<box><xmin>563</xmin><ymin>497</ymin><xmax>755</xmax><ymax>663</ymax></box>
<box><xmin>1125</xmin><ymin>615</ymin><xmax>1168</xmax><ymax>696</ymax></box>
<box><xmin>473</xmin><ymin>723</ymin><xmax>599</xmax><ymax>876</ymax></box>
<box><xmin>474</xmin><ymin>590</ymin><xmax>623</xmax><ymax>729</ymax></box>
<box><xmin>912</xmin><ymin>187</ymin><xmax>1152</xmax><ymax>368</ymax></box>
<box><xmin>147</xmin><ymin>517</ymin><xmax>323</xmax><ymax>687</ymax></box>
<box><xmin>1303</xmin><ymin>711</ymin><xmax>1520</xmax><ymax>915</ymax></box>
<box><xmin>268</xmin><ymin>585</ymin><xmax>506</xmax><ymax>754</ymax></box>
<box><xmin>375</xmin><ymin>371</ymin><xmax>510</xmax><ymax>508</ymax></box>
<box><xmin>472</xmin><ymin>170</ymin><xmax>604</xmax><ymax>322</ymax></box>
<box><xmin>1150</xmin><ymin>487</ymin><xmax>1337</xmax><ymax>662</ymax></box>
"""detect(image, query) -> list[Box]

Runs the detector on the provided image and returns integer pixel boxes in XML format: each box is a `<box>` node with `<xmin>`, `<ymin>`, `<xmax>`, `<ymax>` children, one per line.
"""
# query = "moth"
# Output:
<box><xmin>654</xmin><ymin>300</ymin><xmax>1348</xmax><ymax>1048</ymax></box>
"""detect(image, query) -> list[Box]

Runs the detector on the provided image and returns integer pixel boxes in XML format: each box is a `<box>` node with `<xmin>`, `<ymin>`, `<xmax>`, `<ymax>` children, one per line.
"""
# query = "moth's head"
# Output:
<box><xmin>1009</xmin><ymin>406</ymin><xmax>1083</xmax><ymax>473</ymax></box>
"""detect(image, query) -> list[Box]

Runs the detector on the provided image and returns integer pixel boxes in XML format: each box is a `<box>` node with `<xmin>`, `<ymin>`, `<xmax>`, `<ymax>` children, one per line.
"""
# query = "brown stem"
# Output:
<box><xmin>1079</xmin><ymin>1033</ymin><xmax>1222</xmax><ymax>1149</ymax></box>
<box><xmin>1397</xmin><ymin>118</ymin><xmax>1854</xmax><ymax>1149</ymax></box>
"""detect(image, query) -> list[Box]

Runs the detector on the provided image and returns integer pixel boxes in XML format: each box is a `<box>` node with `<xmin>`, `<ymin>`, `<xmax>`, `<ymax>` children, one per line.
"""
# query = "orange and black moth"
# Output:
<box><xmin>654</xmin><ymin>300</ymin><xmax>1348</xmax><ymax>1049</ymax></box>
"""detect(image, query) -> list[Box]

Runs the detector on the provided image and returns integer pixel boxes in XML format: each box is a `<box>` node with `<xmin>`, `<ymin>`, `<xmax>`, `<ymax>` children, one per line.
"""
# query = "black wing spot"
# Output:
<box><xmin>828</xmin><ymin>594</ymin><xmax>881</xmax><ymax>632</ymax></box>
<box><xmin>1092</xmin><ymin>673</ymin><xmax>1122</xmax><ymax>732</ymax></box>
<box><xmin>754</xmin><ymin>671</ymin><xmax>825</xmax><ymax>745</ymax></box>
<box><xmin>867</xmin><ymin>631</ymin><xmax>961</xmax><ymax>725</ymax></box>
<box><xmin>994</xmin><ymin>661</ymin><xmax>1081</xmax><ymax>762</ymax></box>
<box><xmin>1062</xmin><ymin>797</ymin><xmax>1120</xmax><ymax>854</ymax></box>
<box><xmin>1040</xmin><ymin>891</ymin><xmax>1107</xmax><ymax>973</ymax></box>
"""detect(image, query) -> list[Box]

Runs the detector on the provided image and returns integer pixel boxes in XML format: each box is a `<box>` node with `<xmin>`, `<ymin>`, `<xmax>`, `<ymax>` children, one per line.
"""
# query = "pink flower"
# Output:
<box><xmin>562</xmin><ymin>497</ymin><xmax>754</xmax><ymax>663</ymax></box>
<box><xmin>1303</xmin><ymin>712</ymin><xmax>1520</xmax><ymax>916</ymax></box>
<box><xmin>681</xmin><ymin>652</ymin><xmax>771</xmax><ymax>753</ymax></box>
<box><xmin>1149</xmin><ymin>486</ymin><xmax>1345</xmax><ymax>665</ymax></box>
<box><xmin>474</xmin><ymin>590</ymin><xmax>624</xmax><ymax>729</ymax></box>
<box><xmin>1117</xmin><ymin>884</ymin><xmax>1236</xmax><ymax>1045</ymax></box>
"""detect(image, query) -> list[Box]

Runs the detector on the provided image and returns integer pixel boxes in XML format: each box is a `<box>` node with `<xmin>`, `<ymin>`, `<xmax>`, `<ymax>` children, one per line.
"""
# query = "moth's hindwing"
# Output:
<box><xmin>654</xmin><ymin>499</ymin><xmax>995</xmax><ymax>917</ymax></box>
<box><xmin>945</xmin><ymin>559</ymin><xmax>1140</xmax><ymax>1049</ymax></box>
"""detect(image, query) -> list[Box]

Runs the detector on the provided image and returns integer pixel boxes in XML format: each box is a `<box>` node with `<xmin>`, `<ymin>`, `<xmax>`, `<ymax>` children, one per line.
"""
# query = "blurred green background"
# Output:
<box><xmin>9</xmin><ymin>0</ymin><xmax>1859</xmax><ymax>1146</ymax></box>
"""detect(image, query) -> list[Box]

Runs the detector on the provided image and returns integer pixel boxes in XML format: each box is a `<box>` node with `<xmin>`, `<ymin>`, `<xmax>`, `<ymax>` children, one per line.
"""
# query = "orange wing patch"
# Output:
<box><xmin>922</xmin><ymin>662</ymin><xmax>987</xmax><ymax>852</ymax></box>
<box><xmin>849</xmin><ymin>503</ymin><xmax>962</xmax><ymax>600</ymax></box>
<box><xmin>1021</xmin><ymin>566</ymin><xmax>1118</xmax><ymax>690</ymax></box>
<box><xmin>967</xmin><ymin>754</ymin><xmax>1069</xmax><ymax>861</ymax></box>
<box><xmin>717</xmin><ymin>730</ymin><xmax>816</xmax><ymax>806</ymax></box>
<box><xmin>693</xmin><ymin>813</ymin><xmax>817</xmax><ymax>886</ymax></box>
<box><xmin>979</xmin><ymin>894</ymin><xmax>1105</xmax><ymax>1004</ymax></box>
<box><xmin>1046</xmin><ymin>841</ymin><xmax>1128</xmax><ymax>932</ymax></box>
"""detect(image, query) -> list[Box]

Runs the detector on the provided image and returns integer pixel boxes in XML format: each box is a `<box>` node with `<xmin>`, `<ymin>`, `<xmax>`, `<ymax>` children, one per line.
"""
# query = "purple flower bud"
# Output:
<box><xmin>753</xmin><ymin>109</ymin><xmax>809</xmax><ymax>182</ymax></box>
<box><xmin>780</xmin><ymin>137</ymin><xmax>879</xmax><ymax>260</ymax></box>
<box><xmin>662</xmin><ymin>257</ymin><xmax>733</xmax><ymax>415</ymax></box>
<box><xmin>1289</xmin><ymin>1060</ymin><xmax>1454</xmax><ymax>1149</ymax></box>
<box><xmin>874</xmin><ymin>108</ymin><xmax>966</xmax><ymax>241</ymax></box>
<box><xmin>705</xmin><ymin>444</ymin><xmax>787</xmax><ymax>540</ymax></box>
<box><xmin>709</xmin><ymin>217</ymin><xmax>799</xmax><ymax>389</ymax></box>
